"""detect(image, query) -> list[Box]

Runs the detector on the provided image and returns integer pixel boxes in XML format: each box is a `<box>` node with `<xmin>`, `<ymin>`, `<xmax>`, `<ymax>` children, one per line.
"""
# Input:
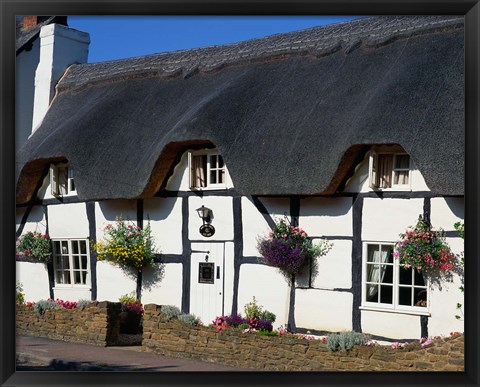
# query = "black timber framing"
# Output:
<box><xmin>181</xmin><ymin>196</ymin><xmax>191</xmax><ymax>314</ymax></box>
<box><xmin>43</xmin><ymin>204</ymin><xmax>55</xmax><ymax>299</ymax></box>
<box><xmin>86</xmin><ymin>201</ymin><xmax>97</xmax><ymax>301</ymax></box>
<box><xmin>351</xmin><ymin>194</ymin><xmax>363</xmax><ymax>332</ymax></box>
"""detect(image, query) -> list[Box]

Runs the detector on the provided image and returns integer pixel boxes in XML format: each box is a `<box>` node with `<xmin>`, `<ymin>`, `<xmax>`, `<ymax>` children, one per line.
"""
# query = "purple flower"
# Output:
<box><xmin>225</xmin><ymin>314</ymin><xmax>247</xmax><ymax>327</ymax></box>
<box><xmin>258</xmin><ymin>239</ymin><xmax>309</xmax><ymax>274</ymax></box>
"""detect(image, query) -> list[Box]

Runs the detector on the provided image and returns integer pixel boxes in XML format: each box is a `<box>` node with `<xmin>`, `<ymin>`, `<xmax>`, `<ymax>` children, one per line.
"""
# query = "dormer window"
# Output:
<box><xmin>369</xmin><ymin>151</ymin><xmax>411</xmax><ymax>190</ymax></box>
<box><xmin>189</xmin><ymin>150</ymin><xmax>226</xmax><ymax>190</ymax></box>
<box><xmin>50</xmin><ymin>163</ymin><xmax>75</xmax><ymax>196</ymax></box>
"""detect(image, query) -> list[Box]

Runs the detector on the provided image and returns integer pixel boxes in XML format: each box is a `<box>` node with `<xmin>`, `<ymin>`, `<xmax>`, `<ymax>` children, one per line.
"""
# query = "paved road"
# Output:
<box><xmin>16</xmin><ymin>335</ymin><xmax>252</xmax><ymax>372</ymax></box>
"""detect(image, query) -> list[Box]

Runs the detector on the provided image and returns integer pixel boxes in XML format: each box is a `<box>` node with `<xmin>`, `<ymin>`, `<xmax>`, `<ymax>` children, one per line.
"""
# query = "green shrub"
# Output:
<box><xmin>34</xmin><ymin>299</ymin><xmax>58</xmax><ymax>315</ymax></box>
<box><xmin>119</xmin><ymin>291</ymin><xmax>138</xmax><ymax>304</ymax></box>
<box><xmin>326</xmin><ymin>331</ymin><xmax>370</xmax><ymax>352</ymax></box>
<box><xmin>178</xmin><ymin>313</ymin><xmax>201</xmax><ymax>326</ymax></box>
<box><xmin>16</xmin><ymin>282</ymin><xmax>25</xmax><ymax>305</ymax></box>
<box><xmin>161</xmin><ymin>305</ymin><xmax>181</xmax><ymax>321</ymax></box>
<box><xmin>77</xmin><ymin>299</ymin><xmax>91</xmax><ymax>308</ymax></box>
<box><xmin>238</xmin><ymin>323</ymin><xmax>250</xmax><ymax>330</ymax></box>
<box><xmin>259</xmin><ymin>310</ymin><xmax>276</xmax><ymax>323</ymax></box>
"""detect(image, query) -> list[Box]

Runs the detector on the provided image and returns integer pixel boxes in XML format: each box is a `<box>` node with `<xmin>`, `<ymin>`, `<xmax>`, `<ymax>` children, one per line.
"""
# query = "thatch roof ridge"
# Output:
<box><xmin>58</xmin><ymin>15</ymin><xmax>463</xmax><ymax>91</ymax></box>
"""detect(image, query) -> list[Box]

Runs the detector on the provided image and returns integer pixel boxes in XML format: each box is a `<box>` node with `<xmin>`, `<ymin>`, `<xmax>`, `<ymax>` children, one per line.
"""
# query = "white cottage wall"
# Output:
<box><xmin>144</xmin><ymin>197</ymin><xmax>183</xmax><ymax>255</ymax></box>
<box><xmin>16</xmin><ymin>206</ymin><xmax>46</xmax><ymax>234</ymax></box>
<box><xmin>241</xmin><ymin>197</ymin><xmax>275</xmax><ymax>257</ymax></box>
<box><xmin>47</xmin><ymin>203</ymin><xmax>89</xmax><ymax>238</ymax></box>
<box><xmin>295</xmin><ymin>289</ymin><xmax>353</xmax><ymax>332</ymax></box>
<box><xmin>237</xmin><ymin>264</ymin><xmax>289</xmax><ymax>330</ymax></box>
<box><xmin>361</xmin><ymin>310</ymin><xmax>421</xmax><ymax>339</ymax></box>
<box><xmin>297</xmin><ymin>239</ymin><xmax>352</xmax><ymax>290</ymax></box>
<box><xmin>95</xmin><ymin>200</ymin><xmax>138</xmax><ymax>239</ymax></box>
<box><xmin>16</xmin><ymin>261</ymin><xmax>50</xmax><ymax>302</ymax></box>
<box><xmin>188</xmin><ymin>196</ymin><xmax>233</xmax><ymax>241</ymax></box>
<box><xmin>141</xmin><ymin>263</ymin><xmax>183</xmax><ymax>308</ymax></box>
<box><xmin>362</xmin><ymin>198</ymin><xmax>425</xmax><ymax>242</ymax></box>
<box><xmin>299</xmin><ymin>197</ymin><xmax>353</xmax><ymax>237</ymax></box>
<box><xmin>95</xmin><ymin>261</ymin><xmax>137</xmax><ymax>301</ymax></box>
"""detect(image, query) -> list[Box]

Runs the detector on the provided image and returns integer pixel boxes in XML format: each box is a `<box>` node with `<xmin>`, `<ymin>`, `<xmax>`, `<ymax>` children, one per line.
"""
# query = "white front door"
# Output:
<box><xmin>190</xmin><ymin>242</ymin><xmax>225</xmax><ymax>325</ymax></box>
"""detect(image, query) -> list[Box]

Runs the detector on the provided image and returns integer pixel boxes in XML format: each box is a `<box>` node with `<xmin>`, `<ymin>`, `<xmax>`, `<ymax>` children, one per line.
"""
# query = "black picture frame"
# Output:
<box><xmin>1</xmin><ymin>1</ymin><xmax>478</xmax><ymax>386</ymax></box>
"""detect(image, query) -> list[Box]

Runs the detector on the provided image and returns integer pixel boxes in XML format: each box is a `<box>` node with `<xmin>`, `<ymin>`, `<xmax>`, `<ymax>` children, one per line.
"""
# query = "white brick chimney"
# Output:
<box><xmin>31</xmin><ymin>23</ymin><xmax>90</xmax><ymax>132</ymax></box>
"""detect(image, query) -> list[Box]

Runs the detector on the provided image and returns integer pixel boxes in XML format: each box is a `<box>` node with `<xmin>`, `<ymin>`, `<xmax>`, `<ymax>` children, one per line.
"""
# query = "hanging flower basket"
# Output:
<box><xmin>16</xmin><ymin>231</ymin><xmax>52</xmax><ymax>263</ymax></box>
<box><xmin>93</xmin><ymin>217</ymin><xmax>156</xmax><ymax>271</ymax></box>
<box><xmin>257</xmin><ymin>218</ymin><xmax>332</xmax><ymax>276</ymax></box>
<box><xmin>394</xmin><ymin>216</ymin><xmax>456</xmax><ymax>276</ymax></box>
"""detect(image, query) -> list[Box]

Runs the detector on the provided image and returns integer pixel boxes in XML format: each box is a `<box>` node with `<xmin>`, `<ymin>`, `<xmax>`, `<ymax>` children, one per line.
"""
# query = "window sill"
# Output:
<box><xmin>360</xmin><ymin>306</ymin><xmax>430</xmax><ymax>317</ymax></box>
<box><xmin>53</xmin><ymin>286</ymin><xmax>91</xmax><ymax>290</ymax></box>
<box><xmin>190</xmin><ymin>186</ymin><xmax>228</xmax><ymax>191</ymax></box>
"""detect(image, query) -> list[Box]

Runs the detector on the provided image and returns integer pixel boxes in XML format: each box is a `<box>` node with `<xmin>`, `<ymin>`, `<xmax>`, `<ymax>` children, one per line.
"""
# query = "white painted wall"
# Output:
<box><xmin>241</xmin><ymin>197</ymin><xmax>272</xmax><ymax>256</ymax></box>
<box><xmin>361</xmin><ymin>310</ymin><xmax>421</xmax><ymax>339</ymax></box>
<box><xmin>32</xmin><ymin>23</ymin><xmax>90</xmax><ymax>131</ymax></box>
<box><xmin>295</xmin><ymin>289</ymin><xmax>353</xmax><ymax>332</ymax></box>
<box><xmin>362</xmin><ymin>198</ymin><xmax>424</xmax><ymax>242</ymax></box>
<box><xmin>16</xmin><ymin>38</ymin><xmax>40</xmax><ymax>153</ymax></box>
<box><xmin>95</xmin><ymin>261</ymin><xmax>137</xmax><ymax>302</ymax></box>
<box><xmin>144</xmin><ymin>197</ymin><xmax>183</xmax><ymax>255</ymax></box>
<box><xmin>430</xmin><ymin>197</ymin><xmax>464</xmax><ymax>229</ymax></box>
<box><xmin>16</xmin><ymin>206</ymin><xmax>46</xmax><ymax>234</ymax></box>
<box><xmin>188</xmin><ymin>196</ymin><xmax>233</xmax><ymax>241</ymax></box>
<box><xmin>296</xmin><ymin>239</ymin><xmax>352</xmax><ymax>290</ymax></box>
<box><xmin>299</xmin><ymin>197</ymin><xmax>353</xmax><ymax>237</ymax></box>
<box><xmin>16</xmin><ymin>261</ymin><xmax>50</xmax><ymax>302</ymax></box>
<box><xmin>237</xmin><ymin>264</ymin><xmax>290</xmax><ymax>329</ymax></box>
<box><xmin>142</xmin><ymin>263</ymin><xmax>183</xmax><ymax>308</ymax></box>
<box><xmin>47</xmin><ymin>203</ymin><xmax>89</xmax><ymax>238</ymax></box>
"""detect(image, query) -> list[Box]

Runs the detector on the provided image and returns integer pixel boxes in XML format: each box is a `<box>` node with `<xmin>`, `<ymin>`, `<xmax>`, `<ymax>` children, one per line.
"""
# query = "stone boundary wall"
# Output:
<box><xmin>142</xmin><ymin>304</ymin><xmax>464</xmax><ymax>372</ymax></box>
<box><xmin>16</xmin><ymin>302</ymin><xmax>121</xmax><ymax>346</ymax></box>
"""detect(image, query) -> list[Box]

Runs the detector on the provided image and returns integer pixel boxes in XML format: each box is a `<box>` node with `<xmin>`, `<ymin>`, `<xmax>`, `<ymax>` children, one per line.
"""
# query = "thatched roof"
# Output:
<box><xmin>16</xmin><ymin>15</ymin><xmax>464</xmax><ymax>205</ymax></box>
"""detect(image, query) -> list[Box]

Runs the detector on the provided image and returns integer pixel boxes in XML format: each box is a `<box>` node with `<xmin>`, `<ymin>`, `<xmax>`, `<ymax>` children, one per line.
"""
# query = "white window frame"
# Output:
<box><xmin>52</xmin><ymin>238</ymin><xmax>90</xmax><ymax>288</ymax></box>
<box><xmin>50</xmin><ymin>163</ymin><xmax>76</xmax><ymax>197</ymax></box>
<box><xmin>188</xmin><ymin>149</ymin><xmax>227</xmax><ymax>190</ymax></box>
<box><xmin>361</xmin><ymin>242</ymin><xmax>429</xmax><ymax>315</ymax></box>
<box><xmin>368</xmin><ymin>151</ymin><xmax>412</xmax><ymax>191</ymax></box>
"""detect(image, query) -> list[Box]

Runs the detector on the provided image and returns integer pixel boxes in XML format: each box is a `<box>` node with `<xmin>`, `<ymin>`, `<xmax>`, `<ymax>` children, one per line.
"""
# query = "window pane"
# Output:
<box><xmin>54</xmin><ymin>241</ymin><xmax>61</xmax><ymax>252</ymax></box>
<box><xmin>219</xmin><ymin>169</ymin><xmax>225</xmax><ymax>184</ymax></box>
<box><xmin>376</xmin><ymin>154</ymin><xmax>393</xmax><ymax>188</ymax></box>
<box><xmin>55</xmin><ymin>256</ymin><xmax>62</xmax><ymax>267</ymax></box>
<box><xmin>74</xmin><ymin>256</ymin><xmax>80</xmax><ymax>270</ymax></box>
<box><xmin>380</xmin><ymin>285</ymin><xmax>393</xmax><ymax>304</ymax></box>
<box><xmin>414</xmin><ymin>288</ymin><xmax>427</xmax><ymax>307</ymax></box>
<box><xmin>63</xmin><ymin>257</ymin><xmax>70</xmax><ymax>269</ymax></box>
<box><xmin>74</xmin><ymin>271</ymin><xmax>81</xmax><ymax>284</ymax></box>
<box><xmin>414</xmin><ymin>270</ymin><xmax>426</xmax><ymax>286</ymax></box>
<box><xmin>210</xmin><ymin>169</ymin><xmax>217</xmax><ymax>184</ymax></box>
<box><xmin>82</xmin><ymin>256</ymin><xmax>88</xmax><ymax>269</ymax></box>
<box><xmin>64</xmin><ymin>271</ymin><xmax>71</xmax><ymax>284</ymax></box>
<box><xmin>367</xmin><ymin>245</ymin><xmax>380</xmax><ymax>262</ymax></box>
<box><xmin>80</xmin><ymin>241</ymin><xmax>87</xmax><ymax>254</ymax></box>
<box><xmin>399</xmin><ymin>267</ymin><xmax>413</xmax><ymax>285</ymax></box>
<box><xmin>394</xmin><ymin>170</ymin><xmax>409</xmax><ymax>185</ymax></box>
<box><xmin>210</xmin><ymin>155</ymin><xmax>218</xmax><ymax>168</ymax></box>
<box><xmin>381</xmin><ymin>264</ymin><xmax>394</xmax><ymax>285</ymax></box>
<box><xmin>394</xmin><ymin>155</ymin><xmax>410</xmax><ymax>169</ymax></box>
<box><xmin>192</xmin><ymin>155</ymin><xmax>207</xmax><ymax>187</ymax></box>
<box><xmin>218</xmin><ymin>155</ymin><xmax>224</xmax><ymax>168</ymax></box>
<box><xmin>61</xmin><ymin>241</ymin><xmax>69</xmax><ymax>254</ymax></box>
<box><xmin>381</xmin><ymin>246</ymin><xmax>394</xmax><ymax>263</ymax></box>
<box><xmin>366</xmin><ymin>284</ymin><xmax>378</xmax><ymax>302</ymax></box>
<box><xmin>56</xmin><ymin>271</ymin><xmax>64</xmax><ymax>284</ymax></box>
<box><xmin>399</xmin><ymin>286</ymin><xmax>412</xmax><ymax>306</ymax></box>
<box><xmin>82</xmin><ymin>272</ymin><xmax>88</xmax><ymax>284</ymax></box>
<box><xmin>72</xmin><ymin>241</ymin><xmax>79</xmax><ymax>255</ymax></box>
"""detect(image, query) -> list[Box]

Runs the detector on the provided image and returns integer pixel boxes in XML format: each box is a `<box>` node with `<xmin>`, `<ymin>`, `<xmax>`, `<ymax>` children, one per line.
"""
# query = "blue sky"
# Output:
<box><xmin>68</xmin><ymin>16</ymin><xmax>360</xmax><ymax>63</ymax></box>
